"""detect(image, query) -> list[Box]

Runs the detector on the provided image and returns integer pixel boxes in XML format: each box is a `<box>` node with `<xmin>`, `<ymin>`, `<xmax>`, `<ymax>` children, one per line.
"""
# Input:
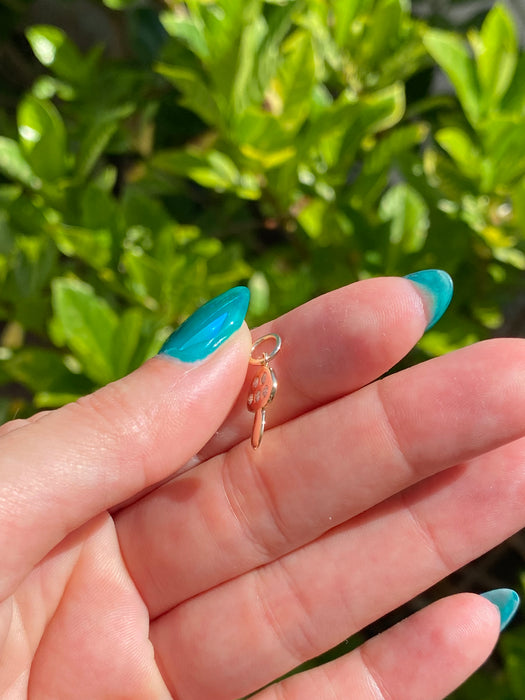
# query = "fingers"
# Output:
<box><xmin>149</xmin><ymin>437</ymin><xmax>525</xmax><ymax>699</ymax></box>
<box><xmin>0</xmin><ymin>321</ymin><xmax>252</xmax><ymax>602</ymax></box>
<box><xmin>0</xmin><ymin>276</ymin><xmax>433</xmax><ymax>605</ymax></box>
<box><xmin>196</xmin><ymin>276</ymin><xmax>433</xmax><ymax>459</ymax></box>
<box><xmin>253</xmin><ymin>594</ymin><xmax>500</xmax><ymax>700</ymax></box>
<box><xmin>117</xmin><ymin>339</ymin><xmax>525</xmax><ymax>616</ymax></box>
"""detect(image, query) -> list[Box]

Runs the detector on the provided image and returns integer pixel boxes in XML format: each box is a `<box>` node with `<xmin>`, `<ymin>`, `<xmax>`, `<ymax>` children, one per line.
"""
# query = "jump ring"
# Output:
<box><xmin>249</xmin><ymin>333</ymin><xmax>282</xmax><ymax>365</ymax></box>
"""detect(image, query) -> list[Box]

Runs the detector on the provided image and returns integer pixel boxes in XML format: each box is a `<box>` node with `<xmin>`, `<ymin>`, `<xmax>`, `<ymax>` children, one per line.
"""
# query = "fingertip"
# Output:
<box><xmin>446</xmin><ymin>592</ymin><xmax>502</xmax><ymax>663</ymax></box>
<box><xmin>480</xmin><ymin>588</ymin><xmax>521</xmax><ymax>632</ymax></box>
<box><xmin>158</xmin><ymin>286</ymin><xmax>250</xmax><ymax>362</ymax></box>
<box><xmin>404</xmin><ymin>269</ymin><xmax>454</xmax><ymax>330</ymax></box>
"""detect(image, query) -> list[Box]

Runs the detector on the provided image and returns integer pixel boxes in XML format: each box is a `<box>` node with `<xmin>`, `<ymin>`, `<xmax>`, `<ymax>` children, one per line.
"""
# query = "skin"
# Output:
<box><xmin>0</xmin><ymin>276</ymin><xmax>523</xmax><ymax>699</ymax></box>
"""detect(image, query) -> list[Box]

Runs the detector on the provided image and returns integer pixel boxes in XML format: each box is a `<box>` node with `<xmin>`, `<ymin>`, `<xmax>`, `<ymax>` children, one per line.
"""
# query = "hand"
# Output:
<box><xmin>1</xmin><ymin>275</ymin><xmax>523</xmax><ymax>700</ymax></box>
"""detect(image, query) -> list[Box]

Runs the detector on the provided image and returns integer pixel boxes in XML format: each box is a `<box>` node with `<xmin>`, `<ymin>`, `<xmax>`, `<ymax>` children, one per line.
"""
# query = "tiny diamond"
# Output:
<box><xmin>255</xmin><ymin>391</ymin><xmax>261</xmax><ymax>402</ymax></box>
<box><xmin>248</xmin><ymin>394</ymin><xmax>254</xmax><ymax>405</ymax></box>
<box><xmin>252</xmin><ymin>377</ymin><xmax>259</xmax><ymax>389</ymax></box>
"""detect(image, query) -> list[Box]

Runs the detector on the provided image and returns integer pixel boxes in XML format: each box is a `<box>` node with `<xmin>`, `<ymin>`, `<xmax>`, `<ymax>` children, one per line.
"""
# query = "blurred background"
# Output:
<box><xmin>0</xmin><ymin>0</ymin><xmax>524</xmax><ymax>696</ymax></box>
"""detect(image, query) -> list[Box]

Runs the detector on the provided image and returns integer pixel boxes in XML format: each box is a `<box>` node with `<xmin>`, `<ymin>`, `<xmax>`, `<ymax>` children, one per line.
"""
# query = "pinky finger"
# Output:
<box><xmin>253</xmin><ymin>593</ymin><xmax>506</xmax><ymax>700</ymax></box>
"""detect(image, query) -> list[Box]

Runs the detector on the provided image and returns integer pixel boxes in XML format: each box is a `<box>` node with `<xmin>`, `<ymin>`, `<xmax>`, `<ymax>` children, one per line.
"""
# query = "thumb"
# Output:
<box><xmin>0</xmin><ymin>287</ymin><xmax>251</xmax><ymax>600</ymax></box>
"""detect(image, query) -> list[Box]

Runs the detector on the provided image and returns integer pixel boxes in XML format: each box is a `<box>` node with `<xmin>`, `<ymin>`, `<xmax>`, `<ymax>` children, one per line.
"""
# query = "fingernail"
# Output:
<box><xmin>404</xmin><ymin>269</ymin><xmax>454</xmax><ymax>330</ymax></box>
<box><xmin>159</xmin><ymin>286</ymin><xmax>250</xmax><ymax>362</ymax></box>
<box><xmin>480</xmin><ymin>588</ymin><xmax>520</xmax><ymax>631</ymax></box>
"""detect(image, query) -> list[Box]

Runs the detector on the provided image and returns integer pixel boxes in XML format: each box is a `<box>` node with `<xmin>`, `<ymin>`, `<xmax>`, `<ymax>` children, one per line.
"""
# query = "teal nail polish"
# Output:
<box><xmin>481</xmin><ymin>588</ymin><xmax>520</xmax><ymax>631</ymax></box>
<box><xmin>159</xmin><ymin>286</ymin><xmax>250</xmax><ymax>362</ymax></box>
<box><xmin>404</xmin><ymin>269</ymin><xmax>454</xmax><ymax>330</ymax></box>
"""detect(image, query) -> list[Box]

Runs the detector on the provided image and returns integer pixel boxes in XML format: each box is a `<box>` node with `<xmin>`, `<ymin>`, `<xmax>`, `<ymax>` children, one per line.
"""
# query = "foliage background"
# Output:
<box><xmin>0</xmin><ymin>0</ymin><xmax>525</xmax><ymax>696</ymax></box>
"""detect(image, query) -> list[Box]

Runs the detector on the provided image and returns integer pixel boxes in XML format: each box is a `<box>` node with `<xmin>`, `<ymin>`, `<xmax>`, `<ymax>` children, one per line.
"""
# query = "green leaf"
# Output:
<box><xmin>254</xmin><ymin>1</ymin><xmax>295</xmax><ymax>90</ymax></box>
<box><xmin>75</xmin><ymin>120</ymin><xmax>119</xmax><ymax>180</ymax></box>
<box><xmin>363</xmin><ymin>123</ymin><xmax>429</xmax><ymax>174</ymax></box>
<box><xmin>423</xmin><ymin>148</ymin><xmax>474</xmax><ymax>202</ymax></box>
<box><xmin>121</xmin><ymin>248</ymin><xmax>165</xmax><ymax>305</ymax></box>
<box><xmin>25</xmin><ymin>25</ymin><xmax>87</xmax><ymax>84</ymax></box>
<box><xmin>417</xmin><ymin>323</ymin><xmax>483</xmax><ymax>358</ymax></box>
<box><xmin>17</xmin><ymin>96</ymin><xmax>67</xmax><ymax>181</ymax></box>
<box><xmin>0</xmin><ymin>136</ymin><xmax>40</xmax><ymax>188</ymax></box>
<box><xmin>241</xmin><ymin>144</ymin><xmax>296</xmax><ymax>169</ymax></box>
<box><xmin>75</xmin><ymin>103</ymin><xmax>134</xmax><ymax>180</ymax></box>
<box><xmin>199</xmin><ymin>0</ymin><xmax>253</xmax><ymax>102</ymax></box>
<box><xmin>155</xmin><ymin>64</ymin><xmax>223</xmax><ymax>126</ymax></box>
<box><xmin>231</xmin><ymin>13</ymin><xmax>267</xmax><ymax>114</ymax></box>
<box><xmin>318</xmin><ymin>83</ymin><xmax>405</xmax><ymax>180</ymax></box>
<box><xmin>424</xmin><ymin>28</ymin><xmax>481</xmax><ymax>126</ymax></box>
<box><xmin>12</xmin><ymin>235</ymin><xmax>56</xmax><ymax>299</ymax></box>
<box><xmin>151</xmin><ymin>149</ymin><xmax>234</xmax><ymax>189</ymax></box>
<box><xmin>358</xmin><ymin>0</ymin><xmax>405</xmax><ymax>68</ymax></box>
<box><xmin>51</xmin><ymin>278</ymin><xmax>119</xmax><ymax>385</ymax></box>
<box><xmin>296</xmin><ymin>196</ymin><xmax>354</xmax><ymax>246</ymax></box>
<box><xmin>379</xmin><ymin>183</ymin><xmax>429</xmax><ymax>268</ymax></box>
<box><xmin>273</xmin><ymin>30</ymin><xmax>316</xmax><ymax>131</ymax></box>
<box><xmin>1</xmin><ymin>347</ymin><xmax>92</xmax><ymax>395</ymax></box>
<box><xmin>501</xmin><ymin>54</ymin><xmax>525</xmax><ymax>115</ymax></box>
<box><xmin>236</xmin><ymin>109</ymin><xmax>296</xmax><ymax>167</ymax></box>
<box><xmin>300</xmin><ymin>89</ymin><xmax>359</xmax><ymax>169</ymax></box>
<box><xmin>101</xmin><ymin>0</ymin><xmax>136</xmax><ymax>8</ymax></box>
<box><xmin>475</xmin><ymin>3</ymin><xmax>518</xmax><ymax>111</ymax></box>
<box><xmin>34</xmin><ymin>391</ymin><xmax>86</xmax><ymax>409</ymax></box>
<box><xmin>435</xmin><ymin>127</ymin><xmax>482</xmax><ymax>180</ymax></box>
<box><xmin>160</xmin><ymin>9</ymin><xmax>209</xmax><ymax>60</ymax></box>
<box><xmin>112</xmin><ymin>307</ymin><xmax>144</xmax><ymax>378</ymax></box>
<box><xmin>49</xmin><ymin>225</ymin><xmax>112</xmax><ymax>269</ymax></box>
<box><xmin>123</xmin><ymin>189</ymin><xmax>169</xmax><ymax>235</ymax></box>
<box><xmin>331</xmin><ymin>0</ymin><xmax>362</xmax><ymax>47</ymax></box>
<box><xmin>481</xmin><ymin>118</ymin><xmax>525</xmax><ymax>186</ymax></box>
<box><xmin>297</xmin><ymin>198</ymin><xmax>329</xmax><ymax>240</ymax></box>
<box><xmin>151</xmin><ymin>148</ymin><xmax>260</xmax><ymax>198</ymax></box>
<box><xmin>493</xmin><ymin>246</ymin><xmax>525</xmax><ymax>270</ymax></box>
<box><xmin>81</xmin><ymin>186</ymin><xmax>120</xmax><ymax>232</ymax></box>
<box><xmin>359</xmin><ymin>82</ymin><xmax>406</xmax><ymax>133</ymax></box>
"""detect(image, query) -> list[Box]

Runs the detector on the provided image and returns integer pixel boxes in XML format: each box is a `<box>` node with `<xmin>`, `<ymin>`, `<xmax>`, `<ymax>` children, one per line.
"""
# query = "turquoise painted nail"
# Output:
<box><xmin>481</xmin><ymin>588</ymin><xmax>520</xmax><ymax>631</ymax></box>
<box><xmin>159</xmin><ymin>286</ymin><xmax>250</xmax><ymax>362</ymax></box>
<box><xmin>404</xmin><ymin>269</ymin><xmax>454</xmax><ymax>330</ymax></box>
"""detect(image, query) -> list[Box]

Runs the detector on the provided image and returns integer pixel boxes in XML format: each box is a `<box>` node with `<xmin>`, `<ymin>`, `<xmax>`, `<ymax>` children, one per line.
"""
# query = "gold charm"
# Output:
<box><xmin>247</xmin><ymin>333</ymin><xmax>281</xmax><ymax>449</ymax></box>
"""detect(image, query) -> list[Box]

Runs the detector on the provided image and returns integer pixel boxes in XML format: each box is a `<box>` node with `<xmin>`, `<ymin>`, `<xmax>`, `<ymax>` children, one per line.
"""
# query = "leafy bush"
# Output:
<box><xmin>1</xmin><ymin>0</ymin><xmax>525</xmax><ymax>422</ymax></box>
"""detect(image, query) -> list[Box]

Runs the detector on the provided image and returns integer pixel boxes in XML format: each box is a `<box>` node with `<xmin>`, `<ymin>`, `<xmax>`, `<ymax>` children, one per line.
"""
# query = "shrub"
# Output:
<box><xmin>1</xmin><ymin>0</ymin><xmax>525</xmax><ymax>420</ymax></box>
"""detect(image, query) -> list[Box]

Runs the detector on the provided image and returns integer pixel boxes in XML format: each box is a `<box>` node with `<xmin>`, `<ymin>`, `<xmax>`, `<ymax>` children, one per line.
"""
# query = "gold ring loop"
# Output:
<box><xmin>249</xmin><ymin>333</ymin><xmax>282</xmax><ymax>365</ymax></box>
